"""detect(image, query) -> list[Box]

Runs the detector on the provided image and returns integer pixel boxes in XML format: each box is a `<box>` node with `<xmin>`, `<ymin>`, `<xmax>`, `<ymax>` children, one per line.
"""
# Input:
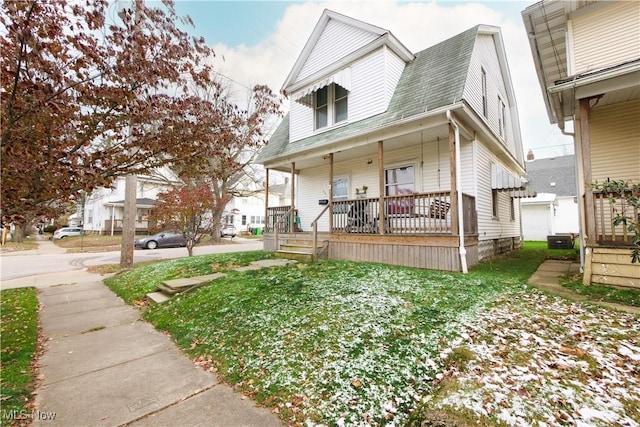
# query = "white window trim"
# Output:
<box><xmin>498</xmin><ymin>96</ymin><xmax>506</xmax><ymax>138</ymax></box>
<box><xmin>384</xmin><ymin>162</ymin><xmax>417</xmax><ymax>196</ymax></box>
<box><xmin>314</xmin><ymin>84</ymin><xmax>348</xmax><ymax>131</ymax></box>
<box><xmin>481</xmin><ymin>67</ymin><xmax>488</xmax><ymax>118</ymax></box>
<box><xmin>332</xmin><ymin>175</ymin><xmax>350</xmax><ymax>201</ymax></box>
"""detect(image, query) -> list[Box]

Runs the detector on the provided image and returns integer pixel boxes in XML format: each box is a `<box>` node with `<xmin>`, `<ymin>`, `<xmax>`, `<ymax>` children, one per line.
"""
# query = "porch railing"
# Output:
<box><xmin>594</xmin><ymin>191</ymin><xmax>638</xmax><ymax>245</ymax></box>
<box><xmin>104</xmin><ymin>219</ymin><xmax>155</xmax><ymax>234</ymax></box>
<box><xmin>266</xmin><ymin>191</ymin><xmax>477</xmax><ymax>236</ymax></box>
<box><xmin>266</xmin><ymin>206</ymin><xmax>298</xmax><ymax>233</ymax></box>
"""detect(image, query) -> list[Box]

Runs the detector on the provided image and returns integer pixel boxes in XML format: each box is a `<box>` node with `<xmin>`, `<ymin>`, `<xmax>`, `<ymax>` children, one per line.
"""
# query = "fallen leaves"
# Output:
<box><xmin>431</xmin><ymin>291</ymin><xmax>640</xmax><ymax>426</ymax></box>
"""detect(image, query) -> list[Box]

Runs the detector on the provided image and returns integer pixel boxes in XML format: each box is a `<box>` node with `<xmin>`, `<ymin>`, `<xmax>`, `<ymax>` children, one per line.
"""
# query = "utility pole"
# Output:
<box><xmin>120</xmin><ymin>173</ymin><xmax>137</xmax><ymax>267</ymax></box>
<box><xmin>120</xmin><ymin>0</ymin><xmax>141</xmax><ymax>268</ymax></box>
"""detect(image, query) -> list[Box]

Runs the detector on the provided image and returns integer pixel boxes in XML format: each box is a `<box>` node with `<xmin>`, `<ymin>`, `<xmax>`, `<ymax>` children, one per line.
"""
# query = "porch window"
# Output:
<box><xmin>385</xmin><ymin>165</ymin><xmax>414</xmax><ymax>214</ymax></box>
<box><xmin>314</xmin><ymin>84</ymin><xmax>348</xmax><ymax>130</ymax></box>
<box><xmin>481</xmin><ymin>67</ymin><xmax>487</xmax><ymax>118</ymax></box>
<box><xmin>333</xmin><ymin>177</ymin><xmax>349</xmax><ymax>213</ymax></box>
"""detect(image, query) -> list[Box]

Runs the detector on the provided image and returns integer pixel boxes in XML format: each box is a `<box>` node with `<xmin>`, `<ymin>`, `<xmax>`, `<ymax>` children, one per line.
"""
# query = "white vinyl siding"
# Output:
<box><xmin>589</xmin><ymin>99</ymin><xmax>640</xmax><ymax>183</ymax></box>
<box><xmin>290</xmin><ymin>48</ymin><xmax>405</xmax><ymax>142</ymax></box>
<box><xmin>295</xmin><ymin>137</ymin><xmax>482</xmax><ymax>232</ymax></box>
<box><xmin>474</xmin><ymin>143</ymin><xmax>521</xmax><ymax>242</ymax></box>
<box><xmin>297</xmin><ymin>19</ymin><xmax>378</xmax><ymax>82</ymax></box>
<box><xmin>463</xmin><ymin>35</ymin><xmax>516</xmax><ymax>154</ymax></box>
<box><xmin>384</xmin><ymin>46</ymin><xmax>406</xmax><ymax>107</ymax></box>
<box><xmin>570</xmin><ymin>1</ymin><xmax>640</xmax><ymax>75</ymax></box>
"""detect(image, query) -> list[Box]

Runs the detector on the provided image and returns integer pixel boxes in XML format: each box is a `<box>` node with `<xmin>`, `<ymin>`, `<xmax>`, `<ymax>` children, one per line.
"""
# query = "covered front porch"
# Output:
<box><xmin>265</xmin><ymin>186</ymin><xmax>479</xmax><ymax>272</ymax></box>
<box><xmin>261</xmin><ymin>110</ymin><xmax>526</xmax><ymax>272</ymax></box>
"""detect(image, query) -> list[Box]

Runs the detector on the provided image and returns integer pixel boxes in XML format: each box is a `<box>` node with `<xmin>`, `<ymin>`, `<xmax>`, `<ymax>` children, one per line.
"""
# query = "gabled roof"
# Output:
<box><xmin>524</xmin><ymin>155</ymin><xmax>576</xmax><ymax>196</ymax></box>
<box><xmin>282</xmin><ymin>9</ymin><xmax>413</xmax><ymax>94</ymax></box>
<box><xmin>257</xmin><ymin>25</ymin><xmax>480</xmax><ymax>164</ymax></box>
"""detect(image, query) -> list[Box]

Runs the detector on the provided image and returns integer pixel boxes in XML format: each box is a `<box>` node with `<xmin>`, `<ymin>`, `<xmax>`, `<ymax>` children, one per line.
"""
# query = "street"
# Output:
<box><xmin>0</xmin><ymin>238</ymin><xmax>264</xmax><ymax>289</ymax></box>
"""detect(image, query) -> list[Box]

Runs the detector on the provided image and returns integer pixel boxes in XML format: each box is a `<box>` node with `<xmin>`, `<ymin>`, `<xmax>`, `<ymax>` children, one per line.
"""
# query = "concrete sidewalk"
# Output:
<box><xmin>32</xmin><ymin>271</ymin><xmax>283</xmax><ymax>426</ymax></box>
<box><xmin>528</xmin><ymin>260</ymin><xmax>640</xmax><ymax>315</ymax></box>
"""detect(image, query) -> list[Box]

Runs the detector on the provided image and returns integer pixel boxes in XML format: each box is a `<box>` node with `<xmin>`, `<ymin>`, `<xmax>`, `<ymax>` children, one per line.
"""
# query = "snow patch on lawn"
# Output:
<box><xmin>434</xmin><ymin>292</ymin><xmax>640</xmax><ymax>426</ymax></box>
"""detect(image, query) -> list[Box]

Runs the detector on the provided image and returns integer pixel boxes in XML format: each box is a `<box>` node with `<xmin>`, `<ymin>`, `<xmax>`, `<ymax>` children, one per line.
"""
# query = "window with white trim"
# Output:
<box><xmin>385</xmin><ymin>165</ymin><xmax>415</xmax><ymax>215</ymax></box>
<box><xmin>510</xmin><ymin>197</ymin><xmax>515</xmax><ymax>221</ymax></box>
<box><xmin>492</xmin><ymin>189</ymin><xmax>499</xmax><ymax>218</ymax></box>
<box><xmin>481</xmin><ymin>67</ymin><xmax>487</xmax><ymax>118</ymax></box>
<box><xmin>498</xmin><ymin>96</ymin><xmax>506</xmax><ymax>137</ymax></box>
<box><xmin>332</xmin><ymin>177</ymin><xmax>349</xmax><ymax>213</ymax></box>
<box><xmin>314</xmin><ymin>84</ymin><xmax>348</xmax><ymax>130</ymax></box>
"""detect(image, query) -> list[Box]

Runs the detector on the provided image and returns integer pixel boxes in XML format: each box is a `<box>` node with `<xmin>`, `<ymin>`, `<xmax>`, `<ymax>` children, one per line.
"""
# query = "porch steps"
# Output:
<box><xmin>275</xmin><ymin>241</ymin><xmax>328</xmax><ymax>261</ymax></box>
<box><xmin>275</xmin><ymin>249</ymin><xmax>314</xmax><ymax>262</ymax></box>
<box><xmin>146</xmin><ymin>259</ymin><xmax>297</xmax><ymax>304</ymax></box>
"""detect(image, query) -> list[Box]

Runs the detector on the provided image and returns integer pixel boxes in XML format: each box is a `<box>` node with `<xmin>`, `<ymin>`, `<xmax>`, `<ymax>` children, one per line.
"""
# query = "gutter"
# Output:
<box><xmin>446</xmin><ymin>110</ymin><xmax>468</xmax><ymax>274</ymax></box>
<box><xmin>263</xmin><ymin>103</ymin><xmax>466</xmax><ymax>169</ymax></box>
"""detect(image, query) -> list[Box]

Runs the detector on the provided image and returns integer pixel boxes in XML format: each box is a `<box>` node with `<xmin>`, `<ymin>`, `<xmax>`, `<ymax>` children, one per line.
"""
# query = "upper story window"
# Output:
<box><xmin>315</xmin><ymin>86</ymin><xmax>328</xmax><ymax>129</ymax></box>
<box><xmin>498</xmin><ymin>96</ymin><xmax>506</xmax><ymax>137</ymax></box>
<box><xmin>314</xmin><ymin>83</ymin><xmax>348</xmax><ymax>130</ymax></box>
<box><xmin>481</xmin><ymin>67</ymin><xmax>488</xmax><ymax>118</ymax></box>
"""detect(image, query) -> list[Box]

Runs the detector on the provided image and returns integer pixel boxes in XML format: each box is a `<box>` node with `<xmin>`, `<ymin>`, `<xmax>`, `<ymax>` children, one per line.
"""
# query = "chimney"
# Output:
<box><xmin>527</xmin><ymin>149</ymin><xmax>534</xmax><ymax>161</ymax></box>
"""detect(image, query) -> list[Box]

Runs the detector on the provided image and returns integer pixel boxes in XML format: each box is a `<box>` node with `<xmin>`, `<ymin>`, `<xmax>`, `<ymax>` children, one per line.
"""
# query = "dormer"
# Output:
<box><xmin>283</xmin><ymin>10</ymin><xmax>413</xmax><ymax>143</ymax></box>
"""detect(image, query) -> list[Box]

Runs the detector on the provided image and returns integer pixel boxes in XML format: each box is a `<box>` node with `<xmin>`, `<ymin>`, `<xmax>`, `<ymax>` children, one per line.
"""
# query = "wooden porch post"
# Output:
<box><xmin>378</xmin><ymin>140</ymin><xmax>385</xmax><ymax>234</ymax></box>
<box><xmin>264</xmin><ymin>168</ymin><xmax>269</xmax><ymax>232</ymax></box>
<box><xmin>580</xmin><ymin>98</ymin><xmax>596</xmax><ymax>246</ymax></box>
<box><xmin>290</xmin><ymin>162</ymin><xmax>295</xmax><ymax>232</ymax></box>
<box><xmin>449</xmin><ymin>123</ymin><xmax>459</xmax><ymax>235</ymax></box>
<box><xmin>329</xmin><ymin>153</ymin><xmax>334</xmax><ymax>232</ymax></box>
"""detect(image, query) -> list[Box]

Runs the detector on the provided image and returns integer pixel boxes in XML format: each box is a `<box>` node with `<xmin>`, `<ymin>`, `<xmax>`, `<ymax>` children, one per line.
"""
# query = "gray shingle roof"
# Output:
<box><xmin>524</xmin><ymin>155</ymin><xmax>577</xmax><ymax>196</ymax></box>
<box><xmin>257</xmin><ymin>25</ymin><xmax>480</xmax><ymax>164</ymax></box>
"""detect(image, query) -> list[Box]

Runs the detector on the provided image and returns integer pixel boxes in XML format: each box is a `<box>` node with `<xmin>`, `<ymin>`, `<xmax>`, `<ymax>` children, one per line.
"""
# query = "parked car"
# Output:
<box><xmin>220</xmin><ymin>224</ymin><xmax>236</xmax><ymax>238</ymax></box>
<box><xmin>134</xmin><ymin>231</ymin><xmax>187</xmax><ymax>249</ymax></box>
<box><xmin>52</xmin><ymin>227</ymin><xmax>84</xmax><ymax>240</ymax></box>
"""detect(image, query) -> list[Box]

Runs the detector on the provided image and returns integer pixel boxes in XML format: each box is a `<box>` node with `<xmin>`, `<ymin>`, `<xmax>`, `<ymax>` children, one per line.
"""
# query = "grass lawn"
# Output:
<box><xmin>0</xmin><ymin>288</ymin><xmax>39</xmax><ymax>426</ymax></box>
<box><xmin>104</xmin><ymin>244</ymin><xmax>639</xmax><ymax>425</ymax></box>
<box><xmin>560</xmin><ymin>274</ymin><xmax>640</xmax><ymax>307</ymax></box>
<box><xmin>0</xmin><ymin>240</ymin><xmax>38</xmax><ymax>253</ymax></box>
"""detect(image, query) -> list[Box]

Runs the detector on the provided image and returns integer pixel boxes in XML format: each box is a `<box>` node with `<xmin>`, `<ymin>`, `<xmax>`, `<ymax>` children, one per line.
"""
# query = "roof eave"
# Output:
<box><xmin>261</xmin><ymin>103</ymin><xmax>465</xmax><ymax>168</ymax></box>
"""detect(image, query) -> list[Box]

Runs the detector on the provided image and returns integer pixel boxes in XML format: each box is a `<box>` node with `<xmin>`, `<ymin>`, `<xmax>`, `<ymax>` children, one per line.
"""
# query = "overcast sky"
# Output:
<box><xmin>171</xmin><ymin>0</ymin><xmax>575</xmax><ymax>160</ymax></box>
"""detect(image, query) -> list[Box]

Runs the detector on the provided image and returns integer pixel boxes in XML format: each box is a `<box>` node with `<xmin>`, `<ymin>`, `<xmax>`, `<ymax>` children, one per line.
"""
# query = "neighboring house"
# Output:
<box><xmin>82</xmin><ymin>166</ymin><xmax>182</xmax><ymax>235</ymax></box>
<box><xmin>257</xmin><ymin>10</ymin><xmax>530</xmax><ymax>272</ymax></box>
<box><xmin>268</xmin><ymin>177</ymin><xmax>293</xmax><ymax>207</ymax></box>
<box><xmin>522</xmin><ymin>0</ymin><xmax>640</xmax><ymax>287</ymax></box>
<box><xmin>521</xmin><ymin>155</ymin><xmax>579</xmax><ymax>241</ymax></box>
<box><xmin>222</xmin><ymin>179</ymin><xmax>280</xmax><ymax>233</ymax></box>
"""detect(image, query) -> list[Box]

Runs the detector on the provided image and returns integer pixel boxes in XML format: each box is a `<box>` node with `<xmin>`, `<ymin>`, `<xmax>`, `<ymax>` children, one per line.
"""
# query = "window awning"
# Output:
<box><xmin>491</xmin><ymin>164</ymin><xmax>537</xmax><ymax>198</ymax></box>
<box><xmin>293</xmin><ymin>68</ymin><xmax>352</xmax><ymax>107</ymax></box>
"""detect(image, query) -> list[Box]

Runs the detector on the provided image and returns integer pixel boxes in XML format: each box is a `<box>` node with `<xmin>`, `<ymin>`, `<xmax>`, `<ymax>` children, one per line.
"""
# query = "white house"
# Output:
<box><xmin>257</xmin><ymin>10</ymin><xmax>531</xmax><ymax>272</ymax></box>
<box><xmin>222</xmin><ymin>177</ymin><xmax>281</xmax><ymax>234</ymax></box>
<box><xmin>81</xmin><ymin>166</ymin><xmax>182</xmax><ymax>235</ymax></box>
<box><xmin>521</xmin><ymin>155</ymin><xmax>579</xmax><ymax>241</ymax></box>
<box><xmin>522</xmin><ymin>0</ymin><xmax>639</xmax><ymax>287</ymax></box>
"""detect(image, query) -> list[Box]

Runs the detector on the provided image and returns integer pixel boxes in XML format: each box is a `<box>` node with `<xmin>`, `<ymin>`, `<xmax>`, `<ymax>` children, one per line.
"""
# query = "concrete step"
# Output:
<box><xmin>275</xmin><ymin>250</ymin><xmax>313</xmax><ymax>262</ymax></box>
<box><xmin>147</xmin><ymin>291</ymin><xmax>172</xmax><ymax>305</ymax></box>
<box><xmin>160</xmin><ymin>272</ymin><xmax>227</xmax><ymax>295</ymax></box>
<box><xmin>279</xmin><ymin>244</ymin><xmax>321</xmax><ymax>253</ymax></box>
<box><xmin>147</xmin><ymin>260</ymin><xmax>299</xmax><ymax>305</ymax></box>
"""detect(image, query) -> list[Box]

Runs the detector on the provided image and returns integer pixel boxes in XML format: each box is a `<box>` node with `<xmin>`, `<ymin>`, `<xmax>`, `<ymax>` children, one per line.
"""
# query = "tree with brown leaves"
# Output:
<box><xmin>1</xmin><ymin>0</ymin><xmax>215</xmax><ymax>222</ymax></box>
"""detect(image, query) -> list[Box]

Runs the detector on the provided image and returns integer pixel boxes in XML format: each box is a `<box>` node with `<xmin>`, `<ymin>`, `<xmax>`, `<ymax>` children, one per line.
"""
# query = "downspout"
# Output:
<box><xmin>554</xmin><ymin>92</ymin><xmax>584</xmax><ymax>272</ymax></box>
<box><xmin>446</xmin><ymin>110</ymin><xmax>468</xmax><ymax>273</ymax></box>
